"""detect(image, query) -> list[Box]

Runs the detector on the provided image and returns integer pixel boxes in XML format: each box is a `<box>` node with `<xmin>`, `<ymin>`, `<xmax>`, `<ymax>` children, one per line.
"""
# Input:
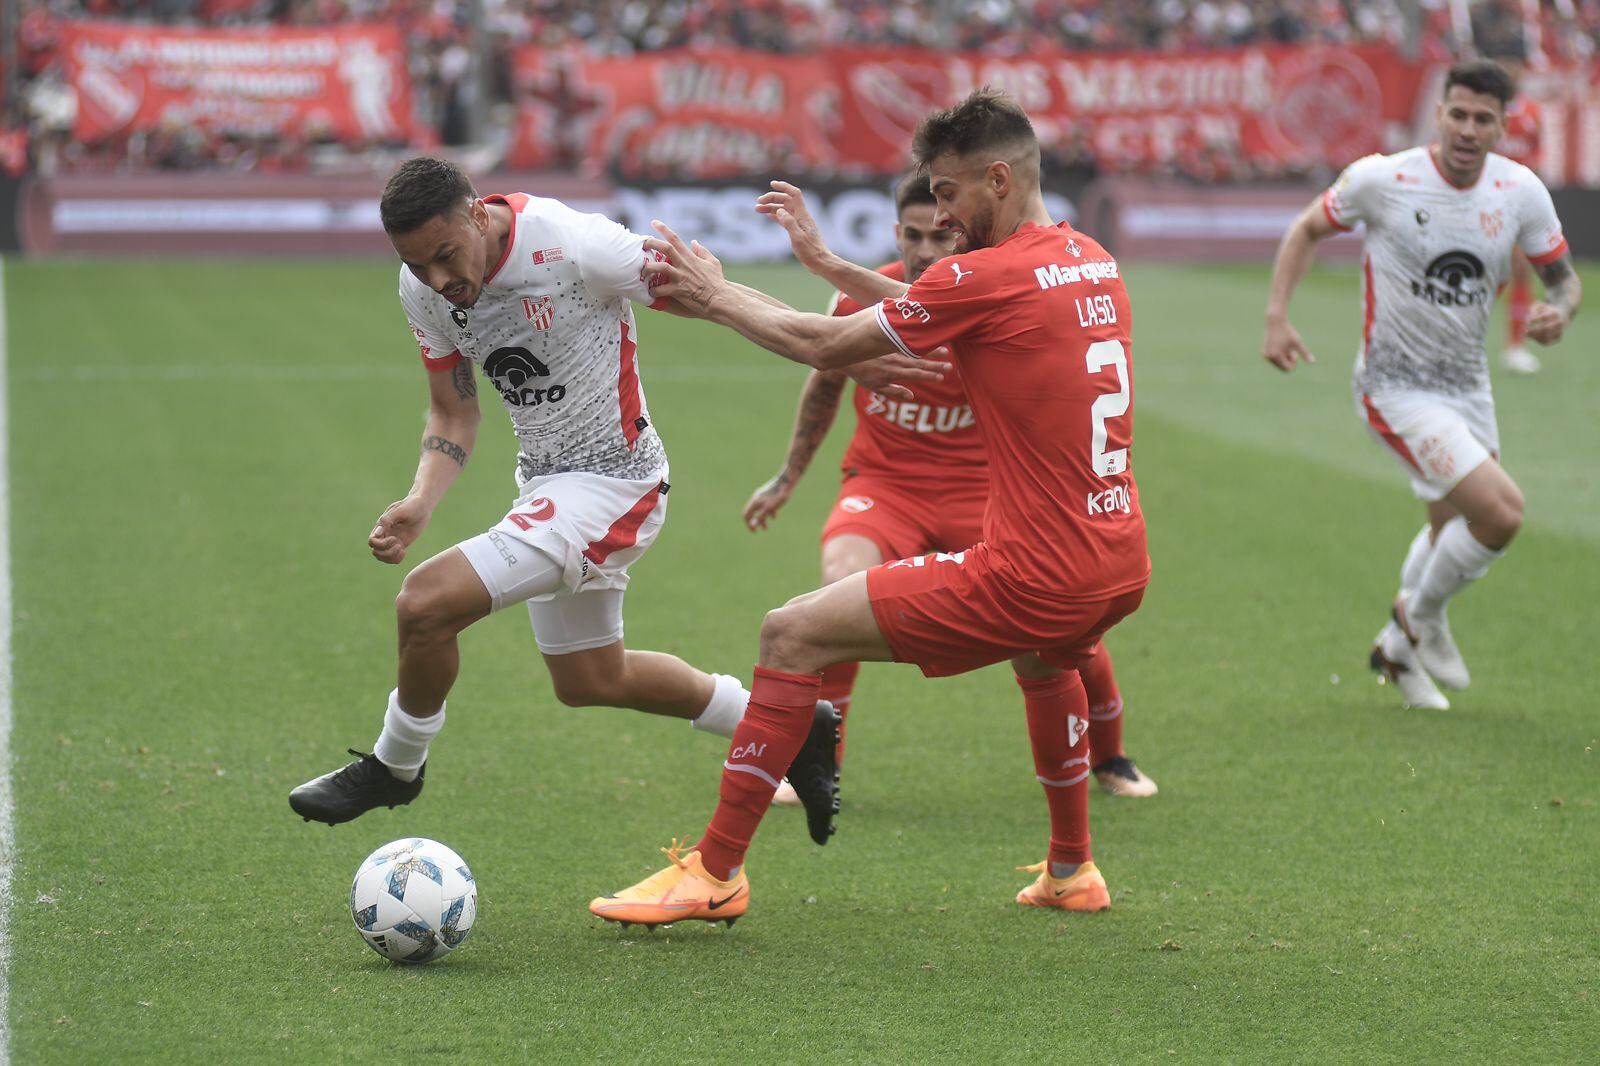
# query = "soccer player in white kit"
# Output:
<box><xmin>289</xmin><ymin>158</ymin><xmax>940</xmax><ymax>836</ymax></box>
<box><xmin>1262</xmin><ymin>60</ymin><xmax>1581</xmax><ymax>710</ymax></box>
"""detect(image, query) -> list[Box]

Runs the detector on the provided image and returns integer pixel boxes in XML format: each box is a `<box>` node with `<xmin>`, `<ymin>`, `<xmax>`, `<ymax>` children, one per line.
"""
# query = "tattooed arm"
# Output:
<box><xmin>1526</xmin><ymin>252</ymin><xmax>1582</xmax><ymax>345</ymax></box>
<box><xmin>369</xmin><ymin>360</ymin><xmax>483</xmax><ymax>564</ymax></box>
<box><xmin>742</xmin><ymin>369</ymin><xmax>849</xmax><ymax>531</ymax></box>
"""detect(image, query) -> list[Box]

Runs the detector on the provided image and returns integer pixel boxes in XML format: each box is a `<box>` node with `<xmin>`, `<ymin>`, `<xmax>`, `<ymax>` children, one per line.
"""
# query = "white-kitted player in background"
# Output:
<box><xmin>1261</xmin><ymin>59</ymin><xmax>1581</xmax><ymax>710</ymax></box>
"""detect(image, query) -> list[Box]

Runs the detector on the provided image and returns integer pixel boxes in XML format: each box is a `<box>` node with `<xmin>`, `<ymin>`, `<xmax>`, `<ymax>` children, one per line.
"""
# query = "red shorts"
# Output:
<box><xmin>821</xmin><ymin>474</ymin><xmax>986</xmax><ymax>560</ymax></box>
<box><xmin>866</xmin><ymin>541</ymin><xmax>1145</xmax><ymax>678</ymax></box>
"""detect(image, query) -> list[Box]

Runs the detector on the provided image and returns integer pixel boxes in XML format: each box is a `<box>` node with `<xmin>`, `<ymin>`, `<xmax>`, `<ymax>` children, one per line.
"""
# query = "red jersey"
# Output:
<box><xmin>873</xmin><ymin>222</ymin><xmax>1148</xmax><ymax>602</ymax></box>
<box><xmin>831</xmin><ymin>261</ymin><xmax>988</xmax><ymax>488</ymax></box>
<box><xmin>1502</xmin><ymin>97</ymin><xmax>1541</xmax><ymax>168</ymax></box>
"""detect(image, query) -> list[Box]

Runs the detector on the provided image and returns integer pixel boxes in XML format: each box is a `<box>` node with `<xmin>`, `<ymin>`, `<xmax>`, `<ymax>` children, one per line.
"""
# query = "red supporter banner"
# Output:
<box><xmin>511</xmin><ymin>44</ymin><xmax>1428</xmax><ymax>179</ymax></box>
<box><xmin>60</xmin><ymin>21</ymin><xmax>414</xmax><ymax>145</ymax></box>
<box><xmin>509</xmin><ymin>49</ymin><xmax>838</xmax><ymax>177</ymax></box>
<box><xmin>833</xmin><ymin>44</ymin><xmax>1427</xmax><ymax>175</ymax></box>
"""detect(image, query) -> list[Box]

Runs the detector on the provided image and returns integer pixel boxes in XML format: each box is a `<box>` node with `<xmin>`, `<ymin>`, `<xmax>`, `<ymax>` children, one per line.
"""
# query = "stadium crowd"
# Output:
<box><xmin>5</xmin><ymin>0</ymin><xmax>1600</xmax><ymax>176</ymax></box>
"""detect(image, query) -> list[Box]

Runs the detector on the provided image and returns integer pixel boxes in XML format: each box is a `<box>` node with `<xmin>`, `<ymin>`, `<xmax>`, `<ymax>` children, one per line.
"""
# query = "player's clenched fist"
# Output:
<box><xmin>1262</xmin><ymin>315</ymin><xmax>1317</xmax><ymax>372</ymax></box>
<box><xmin>1524</xmin><ymin>301</ymin><xmax>1570</xmax><ymax>345</ymax></box>
<box><xmin>369</xmin><ymin>494</ymin><xmax>433</xmax><ymax>564</ymax></box>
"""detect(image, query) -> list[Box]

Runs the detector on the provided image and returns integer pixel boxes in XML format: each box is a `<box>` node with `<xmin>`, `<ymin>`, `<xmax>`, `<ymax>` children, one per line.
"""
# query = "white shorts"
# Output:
<box><xmin>457</xmin><ymin>468</ymin><xmax>669</xmax><ymax>655</ymax></box>
<box><xmin>1355</xmin><ymin>389</ymin><xmax>1499</xmax><ymax>502</ymax></box>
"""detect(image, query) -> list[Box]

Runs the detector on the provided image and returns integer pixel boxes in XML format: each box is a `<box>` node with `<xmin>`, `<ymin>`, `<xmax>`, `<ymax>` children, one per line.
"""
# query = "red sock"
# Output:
<box><xmin>1017</xmin><ymin>671</ymin><xmax>1092</xmax><ymax>867</ymax></box>
<box><xmin>1509</xmin><ymin>274</ymin><xmax>1531</xmax><ymax>346</ymax></box>
<box><xmin>696</xmin><ymin>665</ymin><xmax>820</xmax><ymax>880</ymax></box>
<box><xmin>1080</xmin><ymin>643</ymin><xmax>1124</xmax><ymax>766</ymax></box>
<box><xmin>819</xmin><ymin>661</ymin><xmax>860</xmax><ymax>763</ymax></box>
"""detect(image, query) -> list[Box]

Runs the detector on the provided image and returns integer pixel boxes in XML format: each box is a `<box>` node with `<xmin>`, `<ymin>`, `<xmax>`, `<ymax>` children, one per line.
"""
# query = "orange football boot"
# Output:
<box><xmin>589</xmin><ymin>841</ymin><xmax>749</xmax><ymax>929</ymax></box>
<box><xmin>1015</xmin><ymin>859</ymin><xmax>1111</xmax><ymax>911</ymax></box>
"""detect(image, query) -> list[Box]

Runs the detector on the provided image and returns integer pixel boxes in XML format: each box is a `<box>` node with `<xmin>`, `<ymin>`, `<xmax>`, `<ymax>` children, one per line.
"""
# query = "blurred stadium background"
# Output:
<box><xmin>3</xmin><ymin>0</ymin><xmax>1600</xmax><ymax>260</ymax></box>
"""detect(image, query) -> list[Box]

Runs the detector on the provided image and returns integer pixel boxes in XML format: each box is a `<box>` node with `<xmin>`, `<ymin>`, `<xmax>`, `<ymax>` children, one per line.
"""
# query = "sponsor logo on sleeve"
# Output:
<box><xmin>891</xmin><ymin>295</ymin><xmax>931</xmax><ymax>323</ymax></box>
<box><xmin>531</xmin><ymin>246</ymin><xmax>564</xmax><ymax>265</ymax></box>
<box><xmin>950</xmin><ymin>261</ymin><xmax>972</xmax><ymax>285</ymax></box>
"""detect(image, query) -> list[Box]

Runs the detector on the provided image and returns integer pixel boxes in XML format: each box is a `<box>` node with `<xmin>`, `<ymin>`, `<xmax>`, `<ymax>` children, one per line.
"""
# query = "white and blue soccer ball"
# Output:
<box><xmin>350</xmin><ymin>837</ymin><xmax>477</xmax><ymax>964</ymax></box>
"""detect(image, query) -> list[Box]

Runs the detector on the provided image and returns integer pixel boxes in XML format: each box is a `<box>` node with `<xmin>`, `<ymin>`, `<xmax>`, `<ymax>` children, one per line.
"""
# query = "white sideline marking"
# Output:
<box><xmin>0</xmin><ymin>257</ymin><xmax>14</xmax><ymax>1064</ymax></box>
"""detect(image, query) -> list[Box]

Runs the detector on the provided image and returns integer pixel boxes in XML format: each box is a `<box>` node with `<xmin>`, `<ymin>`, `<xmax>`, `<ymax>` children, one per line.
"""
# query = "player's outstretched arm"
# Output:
<box><xmin>756</xmin><ymin>181</ymin><xmax>911</xmax><ymax>305</ymax></box>
<box><xmin>642</xmin><ymin>221</ymin><xmax>948</xmax><ymax>397</ymax></box>
<box><xmin>369</xmin><ymin>361</ymin><xmax>481</xmax><ymax>565</ymax></box>
<box><xmin>743</xmin><ymin>370</ymin><xmax>848</xmax><ymax>531</ymax></box>
<box><xmin>1526</xmin><ymin>252</ymin><xmax>1582</xmax><ymax>345</ymax></box>
<box><xmin>1263</xmin><ymin>197</ymin><xmax>1340</xmax><ymax>373</ymax></box>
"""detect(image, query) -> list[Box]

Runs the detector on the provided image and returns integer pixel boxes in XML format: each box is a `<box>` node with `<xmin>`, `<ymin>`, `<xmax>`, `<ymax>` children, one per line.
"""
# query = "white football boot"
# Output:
<box><xmin>1409</xmin><ymin>608</ymin><xmax>1470</xmax><ymax>691</ymax></box>
<box><xmin>1501</xmin><ymin>346</ymin><xmax>1541</xmax><ymax>375</ymax></box>
<box><xmin>1369</xmin><ymin>613</ymin><xmax>1450</xmax><ymax>711</ymax></box>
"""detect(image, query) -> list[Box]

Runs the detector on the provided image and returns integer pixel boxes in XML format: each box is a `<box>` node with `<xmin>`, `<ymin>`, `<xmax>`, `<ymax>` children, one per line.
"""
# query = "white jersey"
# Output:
<box><xmin>1323</xmin><ymin>147</ymin><xmax>1568</xmax><ymax>397</ymax></box>
<box><xmin>399</xmin><ymin>193</ymin><xmax>669</xmax><ymax>484</ymax></box>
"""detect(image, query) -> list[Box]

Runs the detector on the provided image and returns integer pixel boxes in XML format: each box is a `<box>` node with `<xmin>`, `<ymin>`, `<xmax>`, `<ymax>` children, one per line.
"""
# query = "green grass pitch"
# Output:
<box><xmin>5</xmin><ymin>256</ymin><xmax>1597</xmax><ymax>1062</ymax></box>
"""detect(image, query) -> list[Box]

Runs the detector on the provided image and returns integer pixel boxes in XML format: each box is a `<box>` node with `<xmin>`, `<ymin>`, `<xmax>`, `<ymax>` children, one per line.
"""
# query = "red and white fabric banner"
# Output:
<box><xmin>508</xmin><ymin>49</ymin><xmax>838</xmax><ymax>177</ymax></box>
<box><xmin>60</xmin><ymin>21</ymin><xmax>414</xmax><ymax>145</ymax></box>
<box><xmin>510</xmin><ymin>43</ymin><xmax>1431</xmax><ymax>179</ymax></box>
<box><xmin>831</xmin><ymin>44</ymin><xmax>1428</xmax><ymax>175</ymax></box>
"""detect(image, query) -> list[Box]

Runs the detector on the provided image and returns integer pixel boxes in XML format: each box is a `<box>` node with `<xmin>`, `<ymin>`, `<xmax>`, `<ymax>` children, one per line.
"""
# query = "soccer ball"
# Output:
<box><xmin>349</xmin><ymin>837</ymin><xmax>477</xmax><ymax>964</ymax></box>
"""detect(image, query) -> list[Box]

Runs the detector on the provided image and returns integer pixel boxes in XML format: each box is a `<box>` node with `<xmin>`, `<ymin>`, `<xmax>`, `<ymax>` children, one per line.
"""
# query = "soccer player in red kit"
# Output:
<box><xmin>746</xmin><ymin>173</ymin><xmax>1157</xmax><ymax>803</ymax></box>
<box><xmin>590</xmin><ymin>89</ymin><xmax>1150</xmax><ymax>926</ymax></box>
<box><xmin>1500</xmin><ymin>86</ymin><xmax>1543</xmax><ymax>374</ymax></box>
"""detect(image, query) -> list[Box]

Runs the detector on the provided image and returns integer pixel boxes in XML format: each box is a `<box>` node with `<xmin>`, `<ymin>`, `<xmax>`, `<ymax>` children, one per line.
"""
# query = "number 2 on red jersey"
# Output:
<box><xmin>1086</xmin><ymin>339</ymin><xmax>1129</xmax><ymax>478</ymax></box>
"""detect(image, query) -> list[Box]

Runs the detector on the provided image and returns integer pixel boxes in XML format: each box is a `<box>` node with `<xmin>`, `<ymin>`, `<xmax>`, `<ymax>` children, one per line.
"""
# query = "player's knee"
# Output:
<box><xmin>1477</xmin><ymin>485</ymin><xmax>1524</xmax><ymax>547</ymax></box>
<box><xmin>395</xmin><ymin>573</ymin><xmax>464</xmax><ymax>642</ymax></box>
<box><xmin>758</xmin><ymin>604</ymin><xmax>815</xmax><ymax>672</ymax></box>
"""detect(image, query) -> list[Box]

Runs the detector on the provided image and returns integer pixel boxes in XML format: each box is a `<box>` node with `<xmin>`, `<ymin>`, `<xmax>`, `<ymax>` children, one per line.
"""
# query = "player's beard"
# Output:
<box><xmin>965</xmin><ymin>201</ymin><xmax>998</xmax><ymax>250</ymax></box>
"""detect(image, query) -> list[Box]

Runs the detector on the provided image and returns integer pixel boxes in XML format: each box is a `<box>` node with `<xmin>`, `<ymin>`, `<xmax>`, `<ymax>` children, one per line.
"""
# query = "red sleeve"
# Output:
<box><xmin>873</xmin><ymin>256</ymin><xmax>991</xmax><ymax>357</ymax></box>
<box><xmin>409</xmin><ymin>324</ymin><xmax>462</xmax><ymax>372</ymax></box>
<box><xmin>1527</xmin><ymin>236</ymin><xmax>1569</xmax><ymax>267</ymax></box>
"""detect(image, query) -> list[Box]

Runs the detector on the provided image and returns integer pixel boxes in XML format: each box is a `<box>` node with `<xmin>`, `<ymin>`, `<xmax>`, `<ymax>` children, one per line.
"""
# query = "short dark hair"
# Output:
<box><xmin>912</xmin><ymin>88</ymin><xmax>1038</xmax><ymax>170</ymax></box>
<box><xmin>1443</xmin><ymin>60</ymin><xmax>1513</xmax><ymax>108</ymax></box>
<box><xmin>380</xmin><ymin>157</ymin><xmax>476</xmax><ymax>236</ymax></box>
<box><xmin>894</xmin><ymin>171</ymin><xmax>936</xmax><ymax>216</ymax></box>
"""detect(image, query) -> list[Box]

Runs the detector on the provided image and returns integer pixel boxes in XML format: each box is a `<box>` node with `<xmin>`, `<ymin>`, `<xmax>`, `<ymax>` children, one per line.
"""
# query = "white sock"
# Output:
<box><xmin>1408</xmin><ymin>517</ymin><xmax>1501</xmax><ymax>623</ymax></box>
<box><xmin>372</xmin><ymin>689</ymin><xmax>445</xmax><ymax>781</ymax></box>
<box><xmin>691</xmin><ymin>673</ymin><xmax>749</xmax><ymax>738</ymax></box>
<box><xmin>1398</xmin><ymin>524</ymin><xmax>1434</xmax><ymax>596</ymax></box>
